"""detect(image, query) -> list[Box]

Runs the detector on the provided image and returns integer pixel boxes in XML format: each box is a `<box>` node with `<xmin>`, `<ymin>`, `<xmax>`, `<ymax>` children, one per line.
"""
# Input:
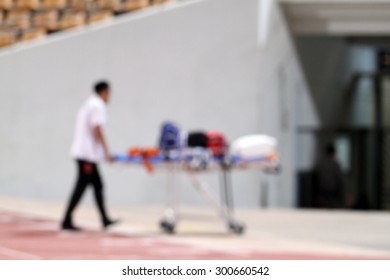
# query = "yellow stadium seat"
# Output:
<box><xmin>58</xmin><ymin>12</ymin><xmax>86</xmax><ymax>30</ymax></box>
<box><xmin>96</xmin><ymin>0</ymin><xmax>120</xmax><ymax>11</ymax></box>
<box><xmin>5</xmin><ymin>10</ymin><xmax>30</xmax><ymax>29</ymax></box>
<box><xmin>68</xmin><ymin>0</ymin><xmax>96</xmax><ymax>11</ymax></box>
<box><xmin>0</xmin><ymin>29</ymin><xmax>17</xmax><ymax>47</ymax></box>
<box><xmin>20</xmin><ymin>27</ymin><xmax>46</xmax><ymax>41</ymax></box>
<box><xmin>42</xmin><ymin>0</ymin><xmax>67</xmax><ymax>10</ymax></box>
<box><xmin>121</xmin><ymin>0</ymin><xmax>149</xmax><ymax>12</ymax></box>
<box><xmin>88</xmin><ymin>10</ymin><xmax>113</xmax><ymax>24</ymax></box>
<box><xmin>32</xmin><ymin>10</ymin><xmax>59</xmax><ymax>31</ymax></box>
<box><xmin>16</xmin><ymin>0</ymin><xmax>40</xmax><ymax>10</ymax></box>
<box><xmin>151</xmin><ymin>0</ymin><xmax>174</xmax><ymax>4</ymax></box>
<box><xmin>0</xmin><ymin>0</ymin><xmax>14</xmax><ymax>10</ymax></box>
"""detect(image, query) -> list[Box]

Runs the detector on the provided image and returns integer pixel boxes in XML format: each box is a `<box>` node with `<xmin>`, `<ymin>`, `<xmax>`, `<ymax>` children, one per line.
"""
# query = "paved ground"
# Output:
<box><xmin>0</xmin><ymin>196</ymin><xmax>390</xmax><ymax>260</ymax></box>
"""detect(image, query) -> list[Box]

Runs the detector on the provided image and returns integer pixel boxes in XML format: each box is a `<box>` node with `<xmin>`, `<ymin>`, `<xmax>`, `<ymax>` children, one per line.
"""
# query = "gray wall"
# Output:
<box><xmin>0</xmin><ymin>0</ymin><xmax>315</xmax><ymax>208</ymax></box>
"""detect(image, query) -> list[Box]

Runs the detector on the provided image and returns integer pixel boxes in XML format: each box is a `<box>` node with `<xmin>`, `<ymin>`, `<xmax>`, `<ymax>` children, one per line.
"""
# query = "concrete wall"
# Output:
<box><xmin>0</xmin><ymin>0</ymin><xmax>315</xmax><ymax>208</ymax></box>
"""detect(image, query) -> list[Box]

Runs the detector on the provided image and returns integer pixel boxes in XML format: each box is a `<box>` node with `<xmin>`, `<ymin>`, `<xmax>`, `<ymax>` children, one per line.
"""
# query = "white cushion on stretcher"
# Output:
<box><xmin>231</xmin><ymin>135</ymin><xmax>277</xmax><ymax>158</ymax></box>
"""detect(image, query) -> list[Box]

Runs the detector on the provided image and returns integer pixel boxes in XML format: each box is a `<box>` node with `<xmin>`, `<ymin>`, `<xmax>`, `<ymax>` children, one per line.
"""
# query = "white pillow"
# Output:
<box><xmin>231</xmin><ymin>135</ymin><xmax>277</xmax><ymax>158</ymax></box>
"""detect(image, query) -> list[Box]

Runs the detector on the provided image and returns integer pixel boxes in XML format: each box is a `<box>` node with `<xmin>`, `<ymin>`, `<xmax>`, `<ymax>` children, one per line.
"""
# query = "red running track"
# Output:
<box><xmin>0</xmin><ymin>211</ymin><xmax>387</xmax><ymax>260</ymax></box>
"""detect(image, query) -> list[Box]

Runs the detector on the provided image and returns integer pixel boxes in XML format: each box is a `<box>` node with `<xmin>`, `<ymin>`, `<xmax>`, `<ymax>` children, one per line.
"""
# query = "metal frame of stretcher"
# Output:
<box><xmin>114</xmin><ymin>152</ymin><xmax>280</xmax><ymax>234</ymax></box>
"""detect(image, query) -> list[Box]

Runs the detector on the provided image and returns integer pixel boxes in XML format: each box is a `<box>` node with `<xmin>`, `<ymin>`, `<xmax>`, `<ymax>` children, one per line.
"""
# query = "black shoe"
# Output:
<box><xmin>61</xmin><ymin>222</ymin><xmax>82</xmax><ymax>232</ymax></box>
<box><xmin>103</xmin><ymin>219</ymin><xmax>120</xmax><ymax>229</ymax></box>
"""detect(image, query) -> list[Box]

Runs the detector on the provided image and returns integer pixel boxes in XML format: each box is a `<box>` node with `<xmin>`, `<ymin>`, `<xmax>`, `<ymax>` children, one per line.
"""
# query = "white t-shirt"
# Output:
<box><xmin>70</xmin><ymin>95</ymin><xmax>107</xmax><ymax>163</ymax></box>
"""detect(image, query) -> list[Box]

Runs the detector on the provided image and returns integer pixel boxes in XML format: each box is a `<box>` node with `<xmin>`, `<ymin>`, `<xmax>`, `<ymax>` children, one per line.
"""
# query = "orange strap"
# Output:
<box><xmin>128</xmin><ymin>147</ymin><xmax>159</xmax><ymax>173</ymax></box>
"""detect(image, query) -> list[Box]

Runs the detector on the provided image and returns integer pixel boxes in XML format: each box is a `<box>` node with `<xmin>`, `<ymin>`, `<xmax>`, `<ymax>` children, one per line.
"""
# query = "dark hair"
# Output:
<box><xmin>325</xmin><ymin>144</ymin><xmax>336</xmax><ymax>156</ymax></box>
<box><xmin>94</xmin><ymin>81</ymin><xmax>110</xmax><ymax>95</ymax></box>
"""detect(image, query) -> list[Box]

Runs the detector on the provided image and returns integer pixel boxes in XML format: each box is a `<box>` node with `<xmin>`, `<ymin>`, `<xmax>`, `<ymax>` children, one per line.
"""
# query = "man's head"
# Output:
<box><xmin>94</xmin><ymin>81</ymin><xmax>110</xmax><ymax>103</ymax></box>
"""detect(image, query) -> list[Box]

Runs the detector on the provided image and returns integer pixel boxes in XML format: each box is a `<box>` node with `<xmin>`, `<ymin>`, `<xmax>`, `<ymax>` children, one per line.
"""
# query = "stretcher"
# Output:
<box><xmin>114</xmin><ymin>132</ymin><xmax>280</xmax><ymax>235</ymax></box>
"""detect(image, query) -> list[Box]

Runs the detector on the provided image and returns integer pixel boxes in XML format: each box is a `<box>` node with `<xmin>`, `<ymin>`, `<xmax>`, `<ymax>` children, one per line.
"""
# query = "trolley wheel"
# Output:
<box><xmin>160</xmin><ymin>219</ymin><xmax>176</xmax><ymax>234</ymax></box>
<box><xmin>228</xmin><ymin>221</ymin><xmax>245</xmax><ymax>235</ymax></box>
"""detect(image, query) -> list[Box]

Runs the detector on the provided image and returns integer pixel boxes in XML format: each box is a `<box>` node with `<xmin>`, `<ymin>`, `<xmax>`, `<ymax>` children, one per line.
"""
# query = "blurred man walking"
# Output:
<box><xmin>61</xmin><ymin>81</ymin><xmax>118</xmax><ymax>231</ymax></box>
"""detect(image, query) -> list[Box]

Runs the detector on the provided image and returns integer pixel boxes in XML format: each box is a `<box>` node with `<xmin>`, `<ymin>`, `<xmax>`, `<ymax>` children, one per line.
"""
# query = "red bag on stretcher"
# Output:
<box><xmin>206</xmin><ymin>131</ymin><xmax>227</xmax><ymax>157</ymax></box>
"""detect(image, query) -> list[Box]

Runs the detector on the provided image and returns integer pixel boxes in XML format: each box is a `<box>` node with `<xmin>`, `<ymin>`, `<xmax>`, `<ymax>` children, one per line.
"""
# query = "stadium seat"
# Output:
<box><xmin>0</xmin><ymin>29</ymin><xmax>17</xmax><ymax>47</ymax></box>
<box><xmin>96</xmin><ymin>0</ymin><xmax>121</xmax><ymax>11</ymax></box>
<box><xmin>20</xmin><ymin>27</ymin><xmax>45</xmax><ymax>41</ymax></box>
<box><xmin>151</xmin><ymin>0</ymin><xmax>173</xmax><ymax>4</ymax></box>
<box><xmin>0</xmin><ymin>0</ymin><xmax>14</xmax><ymax>10</ymax></box>
<box><xmin>32</xmin><ymin>10</ymin><xmax>59</xmax><ymax>31</ymax></box>
<box><xmin>68</xmin><ymin>0</ymin><xmax>96</xmax><ymax>12</ymax></box>
<box><xmin>5</xmin><ymin>10</ymin><xmax>30</xmax><ymax>29</ymax></box>
<box><xmin>121</xmin><ymin>0</ymin><xmax>149</xmax><ymax>12</ymax></box>
<box><xmin>88</xmin><ymin>9</ymin><xmax>113</xmax><ymax>24</ymax></box>
<box><xmin>16</xmin><ymin>0</ymin><xmax>40</xmax><ymax>10</ymax></box>
<box><xmin>58</xmin><ymin>12</ymin><xmax>86</xmax><ymax>30</ymax></box>
<box><xmin>42</xmin><ymin>0</ymin><xmax>67</xmax><ymax>10</ymax></box>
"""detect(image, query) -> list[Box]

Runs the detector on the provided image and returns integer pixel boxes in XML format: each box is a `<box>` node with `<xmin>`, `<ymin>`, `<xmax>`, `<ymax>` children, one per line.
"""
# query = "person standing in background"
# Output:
<box><xmin>315</xmin><ymin>144</ymin><xmax>345</xmax><ymax>209</ymax></box>
<box><xmin>61</xmin><ymin>81</ymin><xmax>119</xmax><ymax>231</ymax></box>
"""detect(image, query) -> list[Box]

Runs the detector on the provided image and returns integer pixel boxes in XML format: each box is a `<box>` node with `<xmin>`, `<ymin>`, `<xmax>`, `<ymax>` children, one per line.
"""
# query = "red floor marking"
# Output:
<box><xmin>0</xmin><ymin>211</ymin><xmax>388</xmax><ymax>260</ymax></box>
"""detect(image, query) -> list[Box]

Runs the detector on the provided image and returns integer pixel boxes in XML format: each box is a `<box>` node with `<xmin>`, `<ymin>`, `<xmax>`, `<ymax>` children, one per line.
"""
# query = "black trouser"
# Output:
<box><xmin>63</xmin><ymin>160</ymin><xmax>109</xmax><ymax>225</ymax></box>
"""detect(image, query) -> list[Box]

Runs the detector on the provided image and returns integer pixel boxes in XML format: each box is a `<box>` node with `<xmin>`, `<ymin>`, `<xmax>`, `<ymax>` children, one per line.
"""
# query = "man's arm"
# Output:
<box><xmin>93</xmin><ymin>125</ymin><xmax>112</xmax><ymax>162</ymax></box>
